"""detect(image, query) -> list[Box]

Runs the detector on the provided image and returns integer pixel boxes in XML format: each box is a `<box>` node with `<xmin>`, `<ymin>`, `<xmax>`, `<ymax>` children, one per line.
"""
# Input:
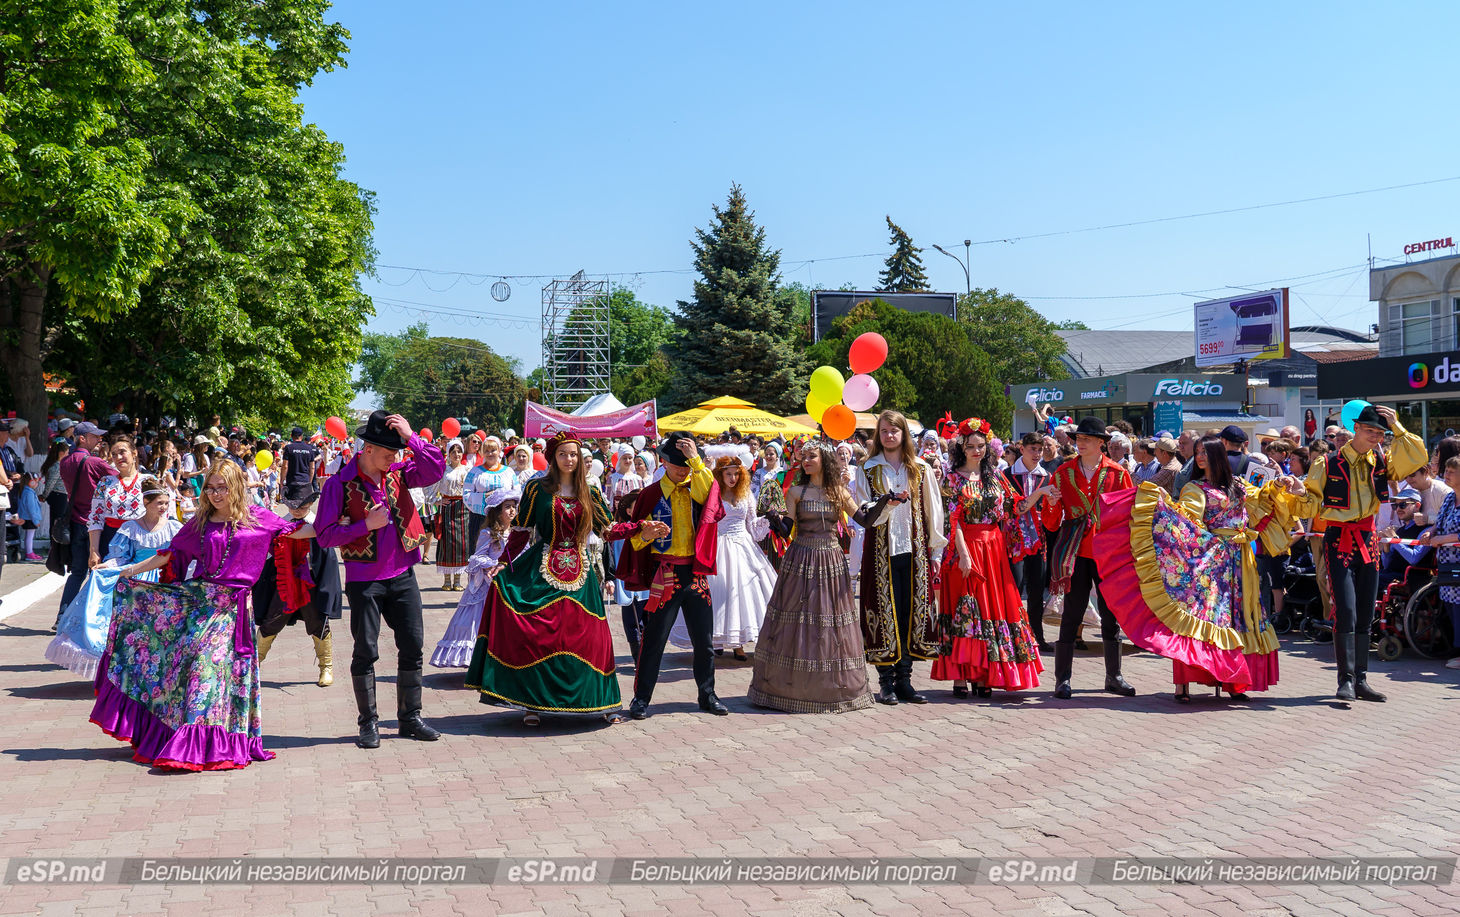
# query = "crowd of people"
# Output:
<box><xmin>3</xmin><ymin>395</ymin><xmax>1454</xmax><ymax>773</ymax></box>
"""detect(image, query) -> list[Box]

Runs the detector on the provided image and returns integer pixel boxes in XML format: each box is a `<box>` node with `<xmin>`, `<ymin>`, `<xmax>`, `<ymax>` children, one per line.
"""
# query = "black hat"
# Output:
<box><xmin>354</xmin><ymin>410</ymin><xmax>408</xmax><ymax>450</ymax></box>
<box><xmin>290</xmin><ymin>425</ymin><xmax>305</xmax><ymax>438</ymax></box>
<box><xmin>1219</xmin><ymin>424</ymin><xmax>1248</xmax><ymax>443</ymax></box>
<box><xmin>1073</xmin><ymin>417</ymin><xmax>1111</xmax><ymax>441</ymax></box>
<box><xmin>282</xmin><ymin>485</ymin><xmax>320</xmax><ymax>511</ymax></box>
<box><xmin>658</xmin><ymin>431</ymin><xmax>698</xmax><ymax>467</ymax></box>
<box><xmin>1353</xmin><ymin>404</ymin><xmax>1390</xmax><ymax>431</ymax></box>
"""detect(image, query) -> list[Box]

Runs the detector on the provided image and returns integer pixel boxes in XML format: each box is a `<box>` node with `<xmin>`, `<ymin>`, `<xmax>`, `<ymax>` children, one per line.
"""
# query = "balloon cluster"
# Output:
<box><xmin>806</xmin><ymin>332</ymin><xmax>887</xmax><ymax>441</ymax></box>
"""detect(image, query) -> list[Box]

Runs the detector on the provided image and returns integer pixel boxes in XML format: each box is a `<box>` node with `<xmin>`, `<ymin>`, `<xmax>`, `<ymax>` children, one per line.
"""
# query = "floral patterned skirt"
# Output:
<box><xmin>1093</xmin><ymin>483</ymin><xmax>1279</xmax><ymax>692</ymax></box>
<box><xmin>89</xmin><ymin>579</ymin><xmax>274</xmax><ymax>771</ymax></box>
<box><xmin>930</xmin><ymin>523</ymin><xmax>1043</xmax><ymax>690</ymax></box>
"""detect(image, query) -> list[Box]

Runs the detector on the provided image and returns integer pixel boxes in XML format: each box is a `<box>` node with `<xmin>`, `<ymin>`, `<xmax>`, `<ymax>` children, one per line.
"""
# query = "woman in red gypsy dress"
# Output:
<box><xmin>931</xmin><ymin>420</ymin><xmax>1043</xmax><ymax>697</ymax></box>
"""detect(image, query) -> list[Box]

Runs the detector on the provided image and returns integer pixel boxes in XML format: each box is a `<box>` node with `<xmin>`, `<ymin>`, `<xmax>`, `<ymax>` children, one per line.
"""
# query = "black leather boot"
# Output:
<box><xmin>892</xmin><ymin>656</ymin><xmax>927</xmax><ymax>704</ymax></box>
<box><xmin>874</xmin><ymin>666</ymin><xmax>899</xmax><ymax>705</ymax></box>
<box><xmin>1103</xmin><ymin>641</ymin><xmax>1136</xmax><ymax>696</ymax></box>
<box><xmin>353</xmin><ymin>672</ymin><xmax>380</xmax><ymax>749</ymax></box>
<box><xmin>1053</xmin><ymin>641</ymin><xmax>1074</xmax><ymax>699</ymax></box>
<box><xmin>1351</xmin><ymin>632</ymin><xmax>1386</xmax><ymax>702</ymax></box>
<box><xmin>1334</xmin><ymin>631</ymin><xmax>1356</xmax><ymax>701</ymax></box>
<box><xmin>397</xmin><ymin>669</ymin><xmax>440</xmax><ymax>741</ymax></box>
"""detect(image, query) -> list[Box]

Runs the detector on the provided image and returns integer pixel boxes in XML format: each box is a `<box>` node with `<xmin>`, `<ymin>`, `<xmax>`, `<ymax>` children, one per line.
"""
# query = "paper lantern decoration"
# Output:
<box><xmin>325</xmin><ymin>416</ymin><xmax>347</xmax><ymax>440</ymax></box>
<box><xmin>821</xmin><ymin>404</ymin><xmax>857</xmax><ymax>441</ymax></box>
<box><xmin>809</xmin><ymin>366</ymin><xmax>845</xmax><ymax>405</ymax></box>
<box><xmin>806</xmin><ymin>392</ymin><xmax>831</xmax><ymax>423</ymax></box>
<box><xmin>254</xmin><ymin>451</ymin><xmax>273</xmax><ymax>471</ymax></box>
<box><xmin>531</xmin><ymin>453</ymin><xmax>548</xmax><ymax>471</ymax></box>
<box><xmin>441</xmin><ymin>417</ymin><xmax>461</xmax><ymax>438</ymax></box>
<box><xmin>841</xmin><ymin>373</ymin><xmax>880</xmax><ymax>412</ymax></box>
<box><xmin>419</xmin><ymin>428</ymin><xmax>433</xmax><ymax>442</ymax></box>
<box><xmin>848</xmin><ymin>332</ymin><xmax>889</xmax><ymax>374</ymax></box>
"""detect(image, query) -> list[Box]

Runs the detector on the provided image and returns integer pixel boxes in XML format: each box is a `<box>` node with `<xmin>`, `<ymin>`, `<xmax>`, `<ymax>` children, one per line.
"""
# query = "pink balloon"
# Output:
<box><xmin>841</xmin><ymin>373</ymin><xmax>880</xmax><ymax>412</ymax></box>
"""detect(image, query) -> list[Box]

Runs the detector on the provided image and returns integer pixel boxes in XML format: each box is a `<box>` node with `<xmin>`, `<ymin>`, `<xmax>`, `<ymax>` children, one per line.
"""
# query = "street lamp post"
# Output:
<box><xmin>932</xmin><ymin>240</ymin><xmax>972</xmax><ymax>322</ymax></box>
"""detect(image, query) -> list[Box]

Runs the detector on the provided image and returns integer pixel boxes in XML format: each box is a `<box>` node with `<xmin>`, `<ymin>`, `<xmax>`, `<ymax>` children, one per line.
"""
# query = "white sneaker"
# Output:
<box><xmin>1445</xmin><ymin>657</ymin><xmax>1460</xmax><ymax>670</ymax></box>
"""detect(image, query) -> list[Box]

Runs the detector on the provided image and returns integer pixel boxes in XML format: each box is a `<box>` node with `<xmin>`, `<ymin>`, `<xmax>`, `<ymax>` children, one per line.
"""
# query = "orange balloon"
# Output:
<box><xmin>325</xmin><ymin>416</ymin><xmax>348</xmax><ymax>440</ymax></box>
<box><xmin>821</xmin><ymin>404</ymin><xmax>856</xmax><ymax>441</ymax></box>
<box><xmin>441</xmin><ymin>417</ymin><xmax>461</xmax><ymax>438</ymax></box>
<box><xmin>419</xmin><ymin>428</ymin><xmax>433</xmax><ymax>442</ymax></box>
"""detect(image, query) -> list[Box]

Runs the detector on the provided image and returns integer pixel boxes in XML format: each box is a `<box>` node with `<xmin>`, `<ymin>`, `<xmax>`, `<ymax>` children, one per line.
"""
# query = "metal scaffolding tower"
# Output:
<box><xmin>540</xmin><ymin>271</ymin><xmax>610</xmax><ymax>411</ymax></box>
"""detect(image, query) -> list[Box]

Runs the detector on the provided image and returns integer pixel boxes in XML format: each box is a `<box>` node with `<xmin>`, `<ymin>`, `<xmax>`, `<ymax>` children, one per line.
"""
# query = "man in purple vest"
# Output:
<box><xmin>1291</xmin><ymin>403</ymin><xmax>1426</xmax><ymax>703</ymax></box>
<box><xmin>316</xmin><ymin>411</ymin><xmax>445</xmax><ymax>748</ymax></box>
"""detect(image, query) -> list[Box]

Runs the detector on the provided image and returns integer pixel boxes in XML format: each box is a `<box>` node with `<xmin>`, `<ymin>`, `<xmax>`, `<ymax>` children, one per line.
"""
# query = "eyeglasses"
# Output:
<box><xmin>203</xmin><ymin>486</ymin><xmax>230</xmax><ymax>495</ymax></box>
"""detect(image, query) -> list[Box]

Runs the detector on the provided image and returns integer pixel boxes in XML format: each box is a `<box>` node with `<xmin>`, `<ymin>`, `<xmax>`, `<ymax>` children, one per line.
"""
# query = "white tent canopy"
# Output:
<box><xmin>569</xmin><ymin>392</ymin><xmax>628</xmax><ymax>417</ymax></box>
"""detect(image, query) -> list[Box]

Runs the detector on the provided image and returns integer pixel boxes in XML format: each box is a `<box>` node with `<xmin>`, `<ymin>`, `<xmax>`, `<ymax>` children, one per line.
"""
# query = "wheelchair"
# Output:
<box><xmin>1399</xmin><ymin>561</ymin><xmax>1460</xmax><ymax>659</ymax></box>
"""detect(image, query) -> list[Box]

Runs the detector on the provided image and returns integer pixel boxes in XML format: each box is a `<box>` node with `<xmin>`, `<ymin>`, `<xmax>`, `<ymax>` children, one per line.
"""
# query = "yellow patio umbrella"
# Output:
<box><xmin>658</xmin><ymin>398</ymin><xmax>819</xmax><ymax>436</ymax></box>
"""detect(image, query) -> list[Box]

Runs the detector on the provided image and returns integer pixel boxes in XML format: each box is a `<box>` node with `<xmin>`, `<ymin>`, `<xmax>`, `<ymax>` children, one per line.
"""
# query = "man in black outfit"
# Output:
<box><xmin>280</xmin><ymin>425</ymin><xmax>319</xmax><ymax>505</ymax></box>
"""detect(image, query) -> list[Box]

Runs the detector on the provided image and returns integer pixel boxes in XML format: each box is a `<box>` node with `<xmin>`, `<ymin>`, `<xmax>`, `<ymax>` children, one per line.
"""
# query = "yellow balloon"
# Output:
<box><xmin>254</xmin><ymin>450</ymin><xmax>273</xmax><ymax>471</ymax></box>
<box><xmin>806</xmin><ymin>392</ymin><xmax>831</xmax><ymax>423</ymax></box>
<box><xmin>809</xmin><ymin>365</ymin><xmax>845</xmax><ymax>405</ymax></box>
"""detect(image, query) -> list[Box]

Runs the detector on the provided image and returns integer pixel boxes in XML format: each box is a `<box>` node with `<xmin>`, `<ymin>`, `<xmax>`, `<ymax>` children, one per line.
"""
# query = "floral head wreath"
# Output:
<box><xmin>958</xmin><ymin>417</ymin><xmax>991</xmax><ymax>438</ymax></box>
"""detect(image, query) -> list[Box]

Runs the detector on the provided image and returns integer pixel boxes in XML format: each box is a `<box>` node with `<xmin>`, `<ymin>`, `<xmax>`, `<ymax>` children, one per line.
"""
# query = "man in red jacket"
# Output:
<box><xmin>616</xmin><ymin>432</ymin><xmax>727</xmax><ymax>719</ymax></box>
<box><xmin>1040</xmin><ymin>417</ymin><xmax>1138</xmax><ymax>699</ymax></box>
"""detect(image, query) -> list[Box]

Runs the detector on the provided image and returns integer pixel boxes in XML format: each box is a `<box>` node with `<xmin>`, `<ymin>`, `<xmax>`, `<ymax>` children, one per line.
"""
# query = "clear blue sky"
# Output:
<box><xmin>299</xmin><ymin>1</ymin><xmax>1460</xmax><ymax>403</ymax></box>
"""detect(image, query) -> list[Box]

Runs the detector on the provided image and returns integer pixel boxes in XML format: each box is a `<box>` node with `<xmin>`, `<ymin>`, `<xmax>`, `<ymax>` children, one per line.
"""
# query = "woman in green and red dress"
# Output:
<box><xmin>464</xmin><ymin>431</ymin><xmax>661</xmax><ymax>725</ymax></box>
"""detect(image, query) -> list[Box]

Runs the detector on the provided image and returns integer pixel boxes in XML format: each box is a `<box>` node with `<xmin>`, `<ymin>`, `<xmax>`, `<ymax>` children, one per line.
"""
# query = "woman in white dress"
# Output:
<box><xmin>670</xmin><ymin>449</ymin><xmax>776</xmax><ymax>660</ymax></box>
<box><xmin>431</xmin><ymin>486</ymin><xmax>521</xmax><ymax>668</ymax></box>
<box><xmin>435</xmin><ymin>440</ymin><xmax>471</xmax><ymax>590</ymax></box>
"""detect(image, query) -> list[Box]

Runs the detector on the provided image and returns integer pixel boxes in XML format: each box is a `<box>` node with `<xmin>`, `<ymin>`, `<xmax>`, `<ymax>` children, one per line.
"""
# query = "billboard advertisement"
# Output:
<box><xmin>1193</xmin><ymin>288</ymin><xmax>1290</xmax><ymax>368</ymax></box>
<box><xmin>811</xmin><ymin>291</ymin><xmax>959</xmax><ymax>341</ymax></box>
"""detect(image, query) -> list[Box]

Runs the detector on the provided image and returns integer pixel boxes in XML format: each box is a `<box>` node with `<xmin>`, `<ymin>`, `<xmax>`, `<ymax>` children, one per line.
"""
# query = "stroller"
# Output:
<box><xmin>1272</xmin><ymin>541</ymin><xmax>1326</xmax><ymax>641</ymax></box>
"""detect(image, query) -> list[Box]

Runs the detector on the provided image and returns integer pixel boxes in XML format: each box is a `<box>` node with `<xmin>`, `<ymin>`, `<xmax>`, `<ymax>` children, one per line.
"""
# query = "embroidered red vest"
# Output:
<box><xmin>340</xmin><ymin>468</ymin><xmax>427</xmax><ymax>563</ymax></box>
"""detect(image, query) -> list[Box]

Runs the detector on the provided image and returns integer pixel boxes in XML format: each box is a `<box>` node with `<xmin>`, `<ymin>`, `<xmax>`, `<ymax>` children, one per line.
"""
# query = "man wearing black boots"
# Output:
<box><xmin>852</xmin><ymin>410</ymin><xmax>948</xmax><ymax>706</ymax></box>
<box><xmin>616</xmin><ymin>432</ymin><xmax>729</xmax><ymax>719</ymax></box>
<box><xmin>315</xmin><ymin>411</ymin><xmax>445</xmax><ymax>747</ymax></box>
<box><xmin>1043</xmin><ymin>417</ymin><xmax>1137</xmax><ymax>699</ymax></box>
<box><xmin>1292</xmin><ymin>402</ymin><xmax>1425</xmax><ymax>703</ymax></box>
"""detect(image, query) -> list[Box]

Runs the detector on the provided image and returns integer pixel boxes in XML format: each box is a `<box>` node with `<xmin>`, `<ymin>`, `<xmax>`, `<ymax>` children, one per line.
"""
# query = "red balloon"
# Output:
<box><xmin>848</xmin><ymin>332</ymin><xmax>889</xmax><ymax>375</ymax></box>
<box><xmin>822</xmin><ymin>404</ymin><xmax>857</xmax><ymax>441</ymax></box>
<box><xmin>531</xmin><ymin>453</ymin><xmax>548</xmax><ymax>471</ymax></box>
<box><xmin>419</xmin><ymin>428</ymin><xmax>433</xmax><ymax>442</ymax></box>
<box><xmin>325</xmin><ymin>416</ymin><xmax>348</xmax><ymax>440</ymax></box>
<box><xmin>441</xmin><ymin>417</ymin><xmax>461</xmax><ymax>438</ymax></box>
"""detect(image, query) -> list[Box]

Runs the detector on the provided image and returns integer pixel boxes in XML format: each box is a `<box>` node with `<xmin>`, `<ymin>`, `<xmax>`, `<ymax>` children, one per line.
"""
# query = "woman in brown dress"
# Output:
<box><xmin>748</xmin><ymin>441</ymin><xmax>872</xmax><ymax>713</ymax></box>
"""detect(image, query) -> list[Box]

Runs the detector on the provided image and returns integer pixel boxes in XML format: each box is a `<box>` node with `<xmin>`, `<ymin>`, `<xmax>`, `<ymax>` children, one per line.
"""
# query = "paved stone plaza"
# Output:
<box><xmin>2</xmin><ymin>578</ymin><xmax>1458</xmax><ymax>916</ymax></box>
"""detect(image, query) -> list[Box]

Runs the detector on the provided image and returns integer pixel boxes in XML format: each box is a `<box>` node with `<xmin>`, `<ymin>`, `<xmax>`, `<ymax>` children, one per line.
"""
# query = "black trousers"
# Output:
<box><xmin>633</xmin><ymin>565</ymin><xmax>715</xmax><ymax>703</ymax></box>
<box><xmin>876</xmin><ymin>552</ymin><xmax>916</xmax><ymax>678</ymax></box>
<box><xmin>346</xmin><ymin>568</ymin><xmax>424</xmax><ymax>677</ymax></box>
<box><xmin>1057</xmin><ymin>556</ymin><xmax>1120</xmax><ymax>644</ymax></box>
<box><xmin>259</xmin><ymin>600</ymin><xmax>331</xmax><ymax>639</ymax></box>
<box><xmin>1325</xmin><ymin>531</ymin><xmax>1378</xmax><ymax>681</ymax></box>
<box><xmin>1009</xmin><ymin>551</ymin><xmax>1047</xmax><ymax>643</ymax></box>
<box><xmin>59</xmin><ymin>520</ymin><xmax>110</xmax><ymax>615</ymax></box>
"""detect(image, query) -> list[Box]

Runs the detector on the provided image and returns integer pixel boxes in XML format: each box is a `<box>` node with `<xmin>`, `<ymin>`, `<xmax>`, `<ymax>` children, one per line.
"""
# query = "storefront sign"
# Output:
<box><xmin>1126</xmin><ymin>374</ymin><xmax>1241</xmax><ymax>403</ymax></box>
<box><xmin>1152</xmin><ymin>400</ymin><xmax>1183</xmax><ymax>435</ymax></box>
<box><xmin>1151</xmin><ymin>378</ymin><xmax>1223</xmax><ymax>397</ymax></box>
<box><xmin>1027</xmin><ymin>386</ymin><xmax>1065</xmax><ymax>402</ymax></box>
<box><xmin>1317</xmin><ymin>349</ymin><xmax>1460</xmax><ymax>400</ymax></box>
<box><xmin>1404</xmin><ymin>236</ymin><xmax>1455</xmax><ymax>256</ymax></box>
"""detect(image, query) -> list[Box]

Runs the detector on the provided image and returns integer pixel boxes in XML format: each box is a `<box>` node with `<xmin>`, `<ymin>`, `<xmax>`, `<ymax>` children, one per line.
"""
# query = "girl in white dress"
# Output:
<box><xmin>670</xmin><ymin>450</ymin><xmax>776</xmax><ymax>659</ymax></box>
<box><xmin>431</xmin><ymin>486</ymin><xmax>521</xmax><ymax>668</ymax></box>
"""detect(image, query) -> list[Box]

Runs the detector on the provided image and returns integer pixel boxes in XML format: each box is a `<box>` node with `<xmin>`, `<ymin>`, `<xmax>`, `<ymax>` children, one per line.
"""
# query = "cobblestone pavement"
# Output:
<box><xmin>2</xmin><ymin>575</ymin><xmax>1458</xmax><ymax>916</ymax></box>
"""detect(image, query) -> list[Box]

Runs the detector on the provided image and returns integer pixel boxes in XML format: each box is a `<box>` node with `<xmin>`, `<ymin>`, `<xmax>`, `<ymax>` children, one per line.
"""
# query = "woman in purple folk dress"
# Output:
<box><xmin>89</xmin><ymin>461</ymin><xmax>315</xmax><ymax>771</ymax></box>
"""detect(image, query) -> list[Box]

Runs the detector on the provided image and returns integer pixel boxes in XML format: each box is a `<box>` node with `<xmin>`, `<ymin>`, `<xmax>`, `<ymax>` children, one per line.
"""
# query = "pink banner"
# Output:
<box><xmin>524</xmin><ymin>400</ymin><xmax>658</xmax><ymax>439</ymax></box>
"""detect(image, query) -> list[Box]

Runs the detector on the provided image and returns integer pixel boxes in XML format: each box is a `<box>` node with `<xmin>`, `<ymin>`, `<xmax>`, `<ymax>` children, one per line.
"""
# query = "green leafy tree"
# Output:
<box><xmin>957</xmin><ymin>288</ymin><xmax>1069</xmax><ymax>384</ymax></box>
<box><xmin>357</xmin><ymin>324</ymin><xmax>526</xmax><ymax>432</ymax></box>
<box><xmin>617</xmin><ymin>350</ymin><xmax>673</xmax><ymax>407</ymax></box>
<box><xmin>1055</xmin><ymin>319</ymin><xmax>1090</xmax><ymax>330</ymax></box>
<box><xmin>665</xmin><ymin>184</ymin><xmax>808</xmax><ymax>414</ymax></box>
<box><xmin>808</xmin><ymin>298</ymin><xmax>1011</xmax><ymax>433</ymax></box>
<box><xmin>0</xmin><ymin>2</ymin><xmax>185</xmax><ymax>448</ymax></box>
<box><xmin>877</xmin><ymin>216</ymin><xmax>929</xmax><ymax>293</ymax></box>
<box><xmin>3</xmin><ymin>2</ymin><xmax>372</xmax><ymax>441</ymax></box>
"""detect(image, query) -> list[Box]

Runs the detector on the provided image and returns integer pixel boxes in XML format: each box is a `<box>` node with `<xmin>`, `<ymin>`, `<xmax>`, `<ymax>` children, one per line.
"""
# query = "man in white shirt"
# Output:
<box><xmin>1405</xmin><ymin>464</ymin><xmax>1452</xmax><ymax>528</ymax></box>
<box><xmin>851</xmin><ymin>411</ymin><xmax>947</xmax><ymax>706</ymax></box>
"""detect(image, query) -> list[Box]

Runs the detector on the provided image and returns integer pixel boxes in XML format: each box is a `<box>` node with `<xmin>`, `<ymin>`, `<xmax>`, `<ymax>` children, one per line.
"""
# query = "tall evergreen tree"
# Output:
<box><xmin>877</xmin><ymin>216</ymin><xmax>930</xmax><ymax>292</ymax></box>
<box><xmin>665</xmin><ymin>185</ymin><xmax>808</xmax><ymax>414</ymax></box>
